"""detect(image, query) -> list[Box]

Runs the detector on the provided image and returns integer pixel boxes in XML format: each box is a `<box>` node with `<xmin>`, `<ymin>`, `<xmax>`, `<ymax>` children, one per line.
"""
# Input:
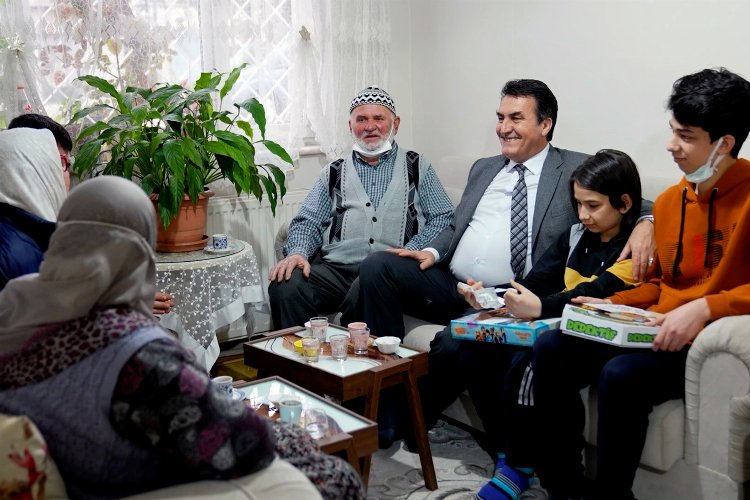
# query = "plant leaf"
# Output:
<box><xmin>265</xmin><ymin>163</ymin><xmax>287</xmax><ymax>198</ymax></box>
<box><xmin>163</xmin><ymin>140</ymin><xmax>185</xmax><ymax>171</ymax></box>
<box><xmin>77</xmin><ymin>75</ymin><xmax>125</xmax><ymax>110</ymax></box>
<box><xmin>204</xmin><ymin>140</ymin><xmax>233</xmax><ymax>158</ymax></box>
<box><xmin>182</xmin><ymin>138</ymin><xmax>203</xmax><ymax>167</ymax></box>
<box><xmin>156</xmin><ymin>186</ymin><xmax>178</xmax><ymax>229</ymax></box>
<box><xmin>259</xmin><ymin>175</ymin><xmax>278</xmax><ymax>215</ymax></box>
<box><xmin>194</xmin><ymin>72</ymin><xmax>214</xmax><ymax>91</ymax></box>
<box><xmin>167</xmin><ymin>88</ymin><xmax>214</xmax><ymax>115</ymax></box>
<box><xmin>235</xmin><ymin>120</ymin><xmax>254</xmax><ymax>140</ymax></box>
<box><xmin>231</xmin><ymin>161</ymin><xmax>252</xmax><ymax>193</ymax></box>
<box><xmin>213</xmin><ymin>132</ymin><xmax>252</xmax><ymax>167</ymax></box>
<box><xmin>238</xmin><ymin>98</ymin><xmax>266</xmax><ymax>138</ymax></box>
<box><xmin>159</xmin><ymin>182</ymin><xmax>184</xmax><ymax>226</ymax></box>
<box><xmin>77</xmin><ymin>121</ymin><xmax>110</xmax><ymax>142</ymax></box>
<box><xmin>69</xmin><ymin>104</ymin><xmax>113</xmax><ymax>125</ymax></box>
<box><xmin>220</xmin><ymin>64</ymin><xmax>247</xmax><ymax>100</ymax></box>
<box><xmin>217</xmin><ymin>111</ymin><xmax>233</xmax><ymax>125</ymax></box>
<box><xmin>123</xmin><ymin>157</ymin><xmax>138</xmax><ymax>179</ymax></box>
<box><xmin>215</xmin><ymin>153</ymin><xmax>234</xmax><ymax>179</ymax></box>
<box><xmin>215</xmin><ymin>130</ymin><xmax>252</xmax><ymax>150</ymax></box>
<box><xmin>141</xmin><ymin>174</ymin><xmax>156</xmax><ymax>196</ymax></box>
<box><xmin>186</xmin><ymin>164</ymin><xmax>205</xmax><ymax>197</ymax></box>
<box><xmin>72</xmin><ymin>139</ymin><xmax>103</xmax><ymax>177</ymax></box>
<box><xmin>108</xmin><ymin>114</ymin><xmax>133</xmax><ymax>127</ymax></box>
<box><xmin>130</xmin><ymin>105</ymin><xmax>149</xmax><ymax>125</ymax></box>
<box><xmin>149</xmin><ymin>133</ymin><xmax>170</xmax><ymax>157</ymax></box>
<box><xmin>149</xmin><ymin>84</ymin><xmax>186</xmax><ymax>109</ymax></box>
<box><xmin>261</xmin><ymin>139</ymin><xmax>293</xmax><ymax>164</ymax></box>
<box><xmin>163</xmin><ymin>140</ymin><xmax>186</xmax><ymax>194</ymax></box>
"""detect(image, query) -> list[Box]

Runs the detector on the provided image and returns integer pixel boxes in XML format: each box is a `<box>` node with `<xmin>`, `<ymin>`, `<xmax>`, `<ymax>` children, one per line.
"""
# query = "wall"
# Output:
<box><xmin>389</xmin><ymin>0</ymin><xmax>750</xmax><ymax>191</ymax></box>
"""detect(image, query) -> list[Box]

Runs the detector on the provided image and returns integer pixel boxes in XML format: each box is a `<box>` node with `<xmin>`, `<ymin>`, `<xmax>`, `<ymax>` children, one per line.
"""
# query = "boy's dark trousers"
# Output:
<box><xmin>458</xmin><ymin>342</ymin><xmax>538</xmax><ymax>465</ymax></box>
<box><xmin>532</xmin><ymin>329</ymin><xmax>688</xmax><ymax>499</ymax></box>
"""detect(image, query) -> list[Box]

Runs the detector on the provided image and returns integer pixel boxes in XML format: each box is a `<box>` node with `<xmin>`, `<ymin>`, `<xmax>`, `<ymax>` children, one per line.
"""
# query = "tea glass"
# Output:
<box><xmin>309</xmin><ymin>316</ymin><xmax>328</xmax><ymax>342</ymax></box>
<box><xmin>348</xmin><ymin>326</ymin><xmax>370</xmax><ymax>355</ymax></box>
<box><xmin>301</xmin><ymin>337</ymin><xmax>321</xmax><ymax>363</ymax></box>
<box><xmin>329</xmin><ymin>334</ymin><xmax>349</xmax><ymax>361</ymax></box>
<box><xmin>305</xmin><ymin>407</ymin><xmax>329</xmax><ymax>439</ymax></box>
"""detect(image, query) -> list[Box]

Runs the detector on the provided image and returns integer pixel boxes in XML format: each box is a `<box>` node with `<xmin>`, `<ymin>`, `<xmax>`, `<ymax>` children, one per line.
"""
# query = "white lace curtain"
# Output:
<box><xmin>0</xmin><ymin>1</ymin><xmax>48</xmax><ymax>127</ymax></box>
<box><xmin>287</xmin><ymin>0</ymin><xmax>391</xmax><ymax>159</ymax></box>
<box><xmin>1</xmin><ymin>0</ymin><xmax>205</xmax><ymax>128</ymax></box>
<box><xmin>0</xmin><ymin>0</ymin><xmax>390</xmax><ymax>162</ymax></box>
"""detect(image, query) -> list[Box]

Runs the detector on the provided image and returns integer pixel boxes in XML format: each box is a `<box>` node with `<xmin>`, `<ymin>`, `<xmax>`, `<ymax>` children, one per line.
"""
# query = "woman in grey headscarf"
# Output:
<box><xmin>0</xmin><ymin>176</ymin><xmax>364</xmax><ymax>499</ymax></box>
<box><xmin>0</xmin><ymin>127</ymin><xmax>67</xmax><ymax>290</ymax></box>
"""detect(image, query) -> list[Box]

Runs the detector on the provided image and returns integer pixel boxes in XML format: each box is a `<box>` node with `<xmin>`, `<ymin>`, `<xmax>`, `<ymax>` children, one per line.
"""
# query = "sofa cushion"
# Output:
<box><xmin>402</xmin><ymin>314</ymin><xmax>444</xmax><ymax>352</ymax></box>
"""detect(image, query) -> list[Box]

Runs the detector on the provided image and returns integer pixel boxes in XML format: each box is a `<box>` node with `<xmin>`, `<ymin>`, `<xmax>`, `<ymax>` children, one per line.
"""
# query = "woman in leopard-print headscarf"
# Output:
<box><xmin>0</xmin><ymin>176</ymin><xmax>364</xmax><ymax>500</ymax></box>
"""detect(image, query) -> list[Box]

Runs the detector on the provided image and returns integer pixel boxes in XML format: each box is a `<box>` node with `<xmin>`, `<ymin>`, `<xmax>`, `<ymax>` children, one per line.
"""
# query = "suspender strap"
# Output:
<box><xmin>328</xmin><ymin>158</ymin><xmax>345</xmax><ymax>244</ymax></box>
<box><xmin>404</xmin><ymin>151</ymin><xmax>420</xmax><ymax>245</ymax></box>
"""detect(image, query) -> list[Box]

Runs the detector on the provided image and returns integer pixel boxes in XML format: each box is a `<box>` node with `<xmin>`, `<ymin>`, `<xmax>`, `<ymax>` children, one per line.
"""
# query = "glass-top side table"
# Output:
<box><xmin>247</xmin><ymin>325</ymin><xmax>421</xmax><ymax>377</ymax></box>
<box><xmin>239</xmin><ymin>377</ymin><xmax>374</xmax><ymax>435</ymax></box>
<box><xmin>237</xmin><ymin>376</ymin><xmax>378</xmax><ymax>483</ymax></box>
<box><xmin>244</xmin><ymin>327</ymin><xmax>437</xmax><ymax>490</ymax></box>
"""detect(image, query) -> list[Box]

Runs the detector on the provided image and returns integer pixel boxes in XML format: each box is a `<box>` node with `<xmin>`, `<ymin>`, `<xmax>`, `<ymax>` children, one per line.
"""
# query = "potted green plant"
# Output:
<box><xmin>70</xmin><ymin>64</ymin><xmax>292</xmax><ymax>251</ymax></box>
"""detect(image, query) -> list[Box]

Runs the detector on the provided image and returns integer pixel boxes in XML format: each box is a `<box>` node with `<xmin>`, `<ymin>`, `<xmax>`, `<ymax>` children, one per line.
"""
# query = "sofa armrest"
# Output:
<box><xmin>126</xmin><ymin>457</ymin><xmax>323</xmax><ymax>499</ymax></box>
<box><xmin>274</xmin><ymin>222</ymin><xmax>289</xmax><ymax>262</ymax></box>
<box><xmin>684</xmin><ymin>315</ymin><xmax>750</xmax><ymax>482</ymax></box>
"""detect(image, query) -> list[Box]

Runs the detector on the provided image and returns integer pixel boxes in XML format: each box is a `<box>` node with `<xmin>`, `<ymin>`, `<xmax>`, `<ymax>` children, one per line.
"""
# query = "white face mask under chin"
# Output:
<box><xmin>685</xmin><ymin>138</ymin><xmax>724</xmax><ymax>183</ymax></box>
<box><xmin>352</xmin><ymin>125</ymin><xmax>394</xmax><ymax>158</ymax></box>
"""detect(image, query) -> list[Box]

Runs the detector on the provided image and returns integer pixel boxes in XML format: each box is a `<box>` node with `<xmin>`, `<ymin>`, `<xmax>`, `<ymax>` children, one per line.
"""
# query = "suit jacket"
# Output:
<box><xmin>431</xmin><ymin>146</ymin><xmax>591</xmax><ymax>266</ymax></box>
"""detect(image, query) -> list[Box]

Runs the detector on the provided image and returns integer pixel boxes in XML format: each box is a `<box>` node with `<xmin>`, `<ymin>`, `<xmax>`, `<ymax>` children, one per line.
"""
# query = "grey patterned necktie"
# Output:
<box><xmin>510</xmin><ymin>164</ymin><xmax>528</xmax><ymax>280</ymax></box>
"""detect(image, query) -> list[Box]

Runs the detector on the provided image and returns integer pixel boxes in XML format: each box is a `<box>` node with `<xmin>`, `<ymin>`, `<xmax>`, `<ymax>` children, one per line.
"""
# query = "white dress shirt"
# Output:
<box><xmin>449</xmin><ymin>144</ymin><xmax>550</xmax><ymax>286</ymax></box>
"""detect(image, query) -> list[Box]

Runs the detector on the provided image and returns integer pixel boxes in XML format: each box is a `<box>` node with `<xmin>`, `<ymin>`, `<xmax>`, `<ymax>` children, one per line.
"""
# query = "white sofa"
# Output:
<box><xmin>0</xmin><ymin>413</ymin><xmax>322</xmax><ymax>500</ymax></box>
<box><xmin>398</xmin><ymin>175</ymin><xmax>750</xmax><ymax>500</ymax></box>
<box><xmin>125</xmin><ymin>458</ymin><xmax>323</xmax><ymax>500</ymax></box>
<box><xmin>401</xmin><ymin>311</ymin><xmax>750</xmax><ymax>499</ymax></box>
<box><xmin>270</xmin><ymin>169</ymin><xmax>750</xmax><ymax>498</ymax></box>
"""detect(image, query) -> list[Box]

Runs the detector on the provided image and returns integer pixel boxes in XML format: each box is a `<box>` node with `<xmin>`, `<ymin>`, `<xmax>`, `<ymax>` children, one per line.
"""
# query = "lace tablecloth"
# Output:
<box><xmin>155</xmin><ymin>240</ymin><xmax>264</xmax><ymax>369</ymax></box>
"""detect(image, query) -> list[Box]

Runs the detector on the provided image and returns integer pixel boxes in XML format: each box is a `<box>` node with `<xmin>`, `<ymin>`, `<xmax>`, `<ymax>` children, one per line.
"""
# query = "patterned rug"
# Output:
<box><xmin>367</xmin><ymin>420</ymin><xmax>493</xmax><ymax>499</ymax></box>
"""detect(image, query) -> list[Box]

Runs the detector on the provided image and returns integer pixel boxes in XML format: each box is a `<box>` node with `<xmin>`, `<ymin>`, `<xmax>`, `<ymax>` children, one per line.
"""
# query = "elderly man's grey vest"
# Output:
<box><xmin>321</xmin><ymin>147</ymin><xmax>428</xmax><ymax>265</ymax></box>
<box><xmin>0</xmin><ymin>326</ymin><xmax>186</xmax><ymax>499</ymax></box>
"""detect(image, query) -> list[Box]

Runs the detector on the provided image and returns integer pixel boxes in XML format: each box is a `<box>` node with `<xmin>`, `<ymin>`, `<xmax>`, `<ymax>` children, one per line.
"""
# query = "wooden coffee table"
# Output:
<box><xmin>236</xmin><ymin>376</ymin><xmax>377</xmax><ymax>479</ymax></box>
<box><xmin>243</xmin><ymin>325</ymin><xmax>437</xmax><ymax>490</ymax></box>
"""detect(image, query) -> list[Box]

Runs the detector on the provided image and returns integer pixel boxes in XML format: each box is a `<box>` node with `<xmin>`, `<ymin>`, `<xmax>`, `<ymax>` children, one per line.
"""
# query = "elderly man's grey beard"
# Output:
<box><xmin>354</xmin><ymin>136</ymin><xmax>385</xmax><ymax>152</ymax></box>
<box><xmin>352</xmin><ymin>124</ymin><xmax>395</xmax><ymax>156</ymax></box>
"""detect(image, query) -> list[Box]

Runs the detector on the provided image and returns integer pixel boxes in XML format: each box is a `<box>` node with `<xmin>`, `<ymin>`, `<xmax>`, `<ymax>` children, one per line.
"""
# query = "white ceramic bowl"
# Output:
<box><xmin>374</xmin><ymin>336</ymin><xmax>401</xmax><ymax>354</ymax></box>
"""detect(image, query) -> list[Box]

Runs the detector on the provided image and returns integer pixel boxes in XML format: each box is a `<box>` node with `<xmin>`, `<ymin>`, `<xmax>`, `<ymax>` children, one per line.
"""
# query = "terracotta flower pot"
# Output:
<box><xmin>151</xmin><ymin>190</ymin><xmax>214</xmax><ymax>252</ymax></box>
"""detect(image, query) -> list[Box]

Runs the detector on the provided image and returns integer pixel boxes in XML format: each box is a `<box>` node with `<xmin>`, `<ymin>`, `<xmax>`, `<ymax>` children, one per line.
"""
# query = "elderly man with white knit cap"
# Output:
<box><xmin>269</xmin><ymin>86</ymin><xmax>454</xmax><ymax>332</ymax></box>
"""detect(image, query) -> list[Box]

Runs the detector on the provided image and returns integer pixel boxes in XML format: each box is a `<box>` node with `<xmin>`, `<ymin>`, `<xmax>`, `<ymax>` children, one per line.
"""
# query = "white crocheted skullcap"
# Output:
<box><xmin>350</xmin><ymin>86</ymin><xmax>396</xmax><ymax>115</ymax></box>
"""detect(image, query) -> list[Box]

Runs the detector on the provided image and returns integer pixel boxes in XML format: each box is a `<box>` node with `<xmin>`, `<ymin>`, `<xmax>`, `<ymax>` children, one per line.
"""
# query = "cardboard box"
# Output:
<box><xmin>451</xmin><ymin>310</ymin><xmax>561</xmax><ymax>346</ymax></box>
<box><xmin>561</xmin><ymin>303</ymin><xmax>661</xmax><ymax>348</ymax></box>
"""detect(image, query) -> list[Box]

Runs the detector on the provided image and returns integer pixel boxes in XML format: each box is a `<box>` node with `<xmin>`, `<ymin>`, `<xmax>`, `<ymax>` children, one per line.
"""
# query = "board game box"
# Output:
<box><xmin>561</xmin><ymin>303</ymin><xmax>662</xmax><ymax>347</ymax></box>
<box><xmin>451</xmin><ymin>310</ymin><xmax>561</xmax><ymax>346</ymax></box>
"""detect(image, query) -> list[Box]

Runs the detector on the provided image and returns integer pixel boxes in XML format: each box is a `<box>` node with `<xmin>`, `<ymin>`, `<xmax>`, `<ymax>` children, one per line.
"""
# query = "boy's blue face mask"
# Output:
<box><xmin>685</xmin><ymin>138</ymin><xmax>724</xmax><ymax>183</ymax></box>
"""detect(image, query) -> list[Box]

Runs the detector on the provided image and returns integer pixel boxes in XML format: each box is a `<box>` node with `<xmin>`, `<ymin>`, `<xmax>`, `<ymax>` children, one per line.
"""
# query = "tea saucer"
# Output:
<box><xmin>205</xmin><ymin>244</ymin><xmax>237</xmax><ymax>254</ymax></box>
<box><xmin>231</xmin><ymin>389</ymin><xmax>246</xmax><ymax>401</ymax></box>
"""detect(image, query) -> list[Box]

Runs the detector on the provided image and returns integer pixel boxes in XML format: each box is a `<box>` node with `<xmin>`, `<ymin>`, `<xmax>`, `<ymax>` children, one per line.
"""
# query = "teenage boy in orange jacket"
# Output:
<box><xmin>531</xmin><ymin>67</ymin><xmax>750</xmax><ymax>500</ymax></box>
